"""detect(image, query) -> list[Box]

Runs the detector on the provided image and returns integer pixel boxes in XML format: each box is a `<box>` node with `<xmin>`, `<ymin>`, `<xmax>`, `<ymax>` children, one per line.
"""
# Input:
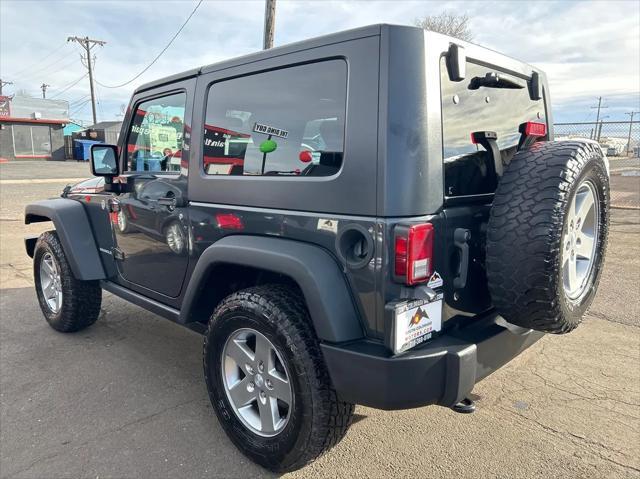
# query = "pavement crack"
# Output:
<box><xmin>1</xmin><ymin>262</ymin><xmax>32</xmax><ymax>280</ymax></box>
<box><xmin>496</xmin><ymin>405</ymin><xmax>640</xmax><ymax>473</ymax></box>
<box><xmin>109</xmin><ymin>398</ymin><xmax>201</xmax><ymax>434</ymax></box>
<box><xmin>4</xmin><ymin>398</ymin><xmax>202</xmax><ymax>477</ymax></box>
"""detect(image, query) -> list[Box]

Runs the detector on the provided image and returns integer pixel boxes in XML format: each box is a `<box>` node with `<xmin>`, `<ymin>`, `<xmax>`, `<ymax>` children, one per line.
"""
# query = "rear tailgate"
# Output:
<box><xmin>438</xmin><ymin>56</ymin><xmax>548</xmax><ymax>321</ymax></box>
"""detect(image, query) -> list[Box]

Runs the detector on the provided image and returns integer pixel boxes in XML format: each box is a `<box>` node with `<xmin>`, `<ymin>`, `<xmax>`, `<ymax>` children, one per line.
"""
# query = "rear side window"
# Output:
<box><xmin>203</xmin><ymin>60</ymin><xmax>347</xmax><ymax>177</ymax></box>
<box><xmin>440</xmin><ymin>57</ymin><xmax>546</xmax><ymax>197</ymax></box>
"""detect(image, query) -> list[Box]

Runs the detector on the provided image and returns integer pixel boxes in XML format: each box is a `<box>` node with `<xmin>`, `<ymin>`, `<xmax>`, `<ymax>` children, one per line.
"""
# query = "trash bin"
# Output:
<box><xmin>73</xmin><ymin>139</ymin><xmax>102</xmax><ymax>161</ymax></box>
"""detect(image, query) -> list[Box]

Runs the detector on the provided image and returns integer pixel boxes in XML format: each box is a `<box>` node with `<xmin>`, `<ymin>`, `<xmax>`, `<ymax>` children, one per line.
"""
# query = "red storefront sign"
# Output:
<box><xmin>0</xmin><ymin>96</ymin><xmax>10</xmax><ymax>117</ymax></box>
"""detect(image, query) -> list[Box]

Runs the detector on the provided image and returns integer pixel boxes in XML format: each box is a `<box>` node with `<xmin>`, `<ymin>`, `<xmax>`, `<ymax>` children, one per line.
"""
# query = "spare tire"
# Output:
<box><xmin>486</xmin><ymin>141</ymin><xmax>609</xmax><ymax>333</ymax></box>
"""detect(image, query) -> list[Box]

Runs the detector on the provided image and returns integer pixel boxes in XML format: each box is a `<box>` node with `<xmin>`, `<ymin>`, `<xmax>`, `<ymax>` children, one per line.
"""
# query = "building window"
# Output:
<box><xmin>12</xmin><ymin>124</ymin><xmax>52</xmax><ymax>158</ymax></box>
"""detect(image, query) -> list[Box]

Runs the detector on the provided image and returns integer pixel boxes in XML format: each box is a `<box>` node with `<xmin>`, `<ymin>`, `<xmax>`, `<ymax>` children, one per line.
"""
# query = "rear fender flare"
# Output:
<box><xmin>25</xmin><ymin>198</ymin><xmax>106</xmax><ymax>280</ymax></box>
<box><xmin>180</xmin><ymin>235</ymin><xmax>364</xmax><ymax>343</ymax></box>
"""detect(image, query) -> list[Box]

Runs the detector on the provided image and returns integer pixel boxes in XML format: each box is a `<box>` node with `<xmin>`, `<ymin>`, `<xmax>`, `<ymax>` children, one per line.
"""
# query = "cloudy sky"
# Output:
<box><xmin>1</xmin><ymin>0</ymin><xmax>638</xmax><ymax>124</ymax></box>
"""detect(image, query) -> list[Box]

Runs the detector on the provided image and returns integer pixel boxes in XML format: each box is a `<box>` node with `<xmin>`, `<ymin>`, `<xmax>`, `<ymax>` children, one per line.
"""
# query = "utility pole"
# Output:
<box><xmin>591</xmin><ymin>96</ymin><xmax>608</xmax><ymax>125</ymax></box>
<box><xmin>625</xmin><ymin>111</ymin><xmax>639</xmax><ymax>156</ymax></box>
<box><xmin>0</xmin><ymin>79</ymin><xmax>13</xmax><ymax>95</ymax></box>
<box><xmin>67</xmin><ymin>36</ymin><xmax>106</xmax><ymax>125</ymax></box>
<box><xmin>40</xmin><ymin>83</ymin><xmax>50</xmax><ymax>99</ymax></box>
<box><xmin>263</xmin><ymin>0</ymin><xmax>276</xmax><ymax>49</ymax></box>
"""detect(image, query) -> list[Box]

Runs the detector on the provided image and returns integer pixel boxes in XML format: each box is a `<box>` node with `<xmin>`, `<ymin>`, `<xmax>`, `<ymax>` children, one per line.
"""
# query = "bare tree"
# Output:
<box><xmin>415</xmin><ymin>11</ymin><xmax>473</xmax><ymax>41</ymax></box>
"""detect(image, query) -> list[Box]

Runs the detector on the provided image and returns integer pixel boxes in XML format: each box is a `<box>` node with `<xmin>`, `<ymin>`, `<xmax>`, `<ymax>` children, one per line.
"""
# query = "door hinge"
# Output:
<box><xmin>113</xmin><ymin>247</ymin><xmax>125</xmax><ymax>261</ymax></box>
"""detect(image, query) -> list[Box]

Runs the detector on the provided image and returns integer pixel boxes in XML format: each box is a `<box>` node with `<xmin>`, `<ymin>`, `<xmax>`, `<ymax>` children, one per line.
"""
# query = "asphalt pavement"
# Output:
<box><xmin>1</xmin><ymin>161</ymin><xmax>639</xmax><ymax>478</ymax></box>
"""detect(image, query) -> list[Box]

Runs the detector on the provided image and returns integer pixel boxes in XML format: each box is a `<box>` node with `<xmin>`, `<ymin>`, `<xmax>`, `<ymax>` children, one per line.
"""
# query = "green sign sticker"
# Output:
<box><xmin>259</xmin><ymin>139</ymin><xmax>278</xmax><ymax>153</ymax></box>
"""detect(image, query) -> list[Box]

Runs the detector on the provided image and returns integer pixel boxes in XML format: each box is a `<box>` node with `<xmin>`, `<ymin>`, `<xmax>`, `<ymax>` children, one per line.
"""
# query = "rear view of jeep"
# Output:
<box><xmin>25</xmin><ymin>25</ymin><xmax>609</xmax><ymax>473</ymax></box>
<box><xmin>321</xmin><ymin>27</ymin><xmax>608</xmax><ymax>414</ymax></box>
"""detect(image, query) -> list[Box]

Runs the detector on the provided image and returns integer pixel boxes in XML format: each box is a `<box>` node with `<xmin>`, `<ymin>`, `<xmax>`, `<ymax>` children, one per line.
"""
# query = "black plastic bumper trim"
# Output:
<box><xmin>321</xmin><ymin>312</ymin><xmax>543</xmax><ymax>410</ymax></box>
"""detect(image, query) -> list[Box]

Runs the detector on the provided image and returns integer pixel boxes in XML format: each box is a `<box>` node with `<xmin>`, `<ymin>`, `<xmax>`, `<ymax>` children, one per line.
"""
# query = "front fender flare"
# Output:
<box><xmin>25</xmin><ymin>198</ymin><xmax>106</xmax><ymax>280</ymax></box>
<box><xmin>180</xmin><ymin>235</ymin><xmax>364</xmax><ymax>343</ymax></box>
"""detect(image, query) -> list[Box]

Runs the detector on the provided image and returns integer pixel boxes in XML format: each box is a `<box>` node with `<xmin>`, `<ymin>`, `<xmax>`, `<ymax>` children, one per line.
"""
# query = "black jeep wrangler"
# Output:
<box><xmin>25</xmin><ymin>25</ymin><xmax>609</xmax><ymax>472</ymax></box>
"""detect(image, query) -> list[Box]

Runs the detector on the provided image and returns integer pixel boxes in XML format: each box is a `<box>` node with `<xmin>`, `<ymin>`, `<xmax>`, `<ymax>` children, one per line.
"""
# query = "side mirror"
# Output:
<box><xmin>90</xmin><ymin>144</ymin><xmax>120</xmax><ymax>177</ymax></box>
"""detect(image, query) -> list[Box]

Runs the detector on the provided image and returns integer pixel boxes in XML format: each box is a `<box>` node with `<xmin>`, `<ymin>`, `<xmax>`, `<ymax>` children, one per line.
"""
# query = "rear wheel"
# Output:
<box><xmin>486</xmin><ymin>141</ymin><xmax>609</xmax><ymax>333</ymax></box>
<box><xmin>34</xmin><ymin>231</ymin><xmax>102</xmax><ymax>332</ymax></box>
<box><xmin>116</xmin><ymin>210</ymin><xmax>133</xmax><ymax>233</ymax></box>
<box><xmin>203</xmin><ymin>285</ymin><xmax>354</xmax><ymax>472</ymax></box>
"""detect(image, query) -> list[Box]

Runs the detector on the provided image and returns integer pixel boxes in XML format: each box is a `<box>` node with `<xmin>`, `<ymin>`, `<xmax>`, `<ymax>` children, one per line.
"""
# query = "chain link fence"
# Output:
<box><xmin>554</xmin><ymin>121</ymin><xmax>640</xmax><ymax>209</ymax></box>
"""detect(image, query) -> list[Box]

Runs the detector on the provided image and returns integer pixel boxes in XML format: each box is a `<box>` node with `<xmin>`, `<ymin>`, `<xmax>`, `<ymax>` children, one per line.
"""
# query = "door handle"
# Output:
<box><xmin>453</xmin><ymin>228</ymin><xmax>471</xmax><ymax>289</ymax></box>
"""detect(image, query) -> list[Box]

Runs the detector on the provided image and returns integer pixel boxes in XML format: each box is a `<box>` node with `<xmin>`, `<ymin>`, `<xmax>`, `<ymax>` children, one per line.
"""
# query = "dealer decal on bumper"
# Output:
<box><xmin>393</xmin><ymin>294</ymin><xmax>443</xmax><ymax>354</ymax></box>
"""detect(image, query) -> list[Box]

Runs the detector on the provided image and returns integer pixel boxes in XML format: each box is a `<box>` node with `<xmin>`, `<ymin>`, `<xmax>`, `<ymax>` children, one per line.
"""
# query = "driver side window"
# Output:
<box><xmin>126</xmin><ymin>92</ymin><xmax>186</xmax><ymax>173</ymax></box>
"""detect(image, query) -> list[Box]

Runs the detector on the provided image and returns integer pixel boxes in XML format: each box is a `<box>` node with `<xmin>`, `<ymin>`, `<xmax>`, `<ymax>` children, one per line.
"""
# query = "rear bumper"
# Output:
<box><xmin>321</xmin><ymin>312</ymin><xmax>543</xmax><ymax>410</ymax></box>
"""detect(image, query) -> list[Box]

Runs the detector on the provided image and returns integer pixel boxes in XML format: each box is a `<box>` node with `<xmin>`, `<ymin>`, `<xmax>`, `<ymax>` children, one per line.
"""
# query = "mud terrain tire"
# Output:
<box><xmin>487</xmin><ymin>141</ymin><xmax>609</xmax><ymax>333</ymax></box>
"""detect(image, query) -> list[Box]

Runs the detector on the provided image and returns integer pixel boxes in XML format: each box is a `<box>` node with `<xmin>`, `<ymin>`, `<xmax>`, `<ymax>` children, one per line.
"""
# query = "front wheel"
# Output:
<box><xmin>203</xmin><ymin>285</ymin><xmax>354</xmax><ymax>472</ymax></box>
<box><xmin>34</xmin><ymin>231</ymin><xmax>102</xmax><ymax>332</ymax></box>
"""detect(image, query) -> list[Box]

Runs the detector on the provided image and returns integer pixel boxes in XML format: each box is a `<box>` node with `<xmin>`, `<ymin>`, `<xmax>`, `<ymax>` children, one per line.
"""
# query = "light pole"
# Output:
<box><xmin>625</xmin><ymin>111</ymin><xmax>639</xmax><ymax>156</ymax></box>
<box><xmin>263</xmin><ymin>0</ymin><xmax>276</xmax><ymax>50</ymax></box>
<box><xmin>67</xmin><ymin>36</ymin><xmax>106</xmax><ymax>125</ymax></box>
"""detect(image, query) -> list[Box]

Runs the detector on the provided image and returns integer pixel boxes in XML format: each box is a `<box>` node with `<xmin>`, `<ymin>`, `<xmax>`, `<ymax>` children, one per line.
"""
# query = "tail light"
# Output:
<box><xmin>394</xmin><ymin>223</ymin><xmax>434</xmax><ymax>285</ymax></box>
<box><xmin>522</xmin><ymin>121</ymin><xmax>547</xmax><ymax>137</ymax></box>
<box><xmin>518</xmin><ymin>121</ymin><xmax>547</xmax><ymax>151</ymax></box>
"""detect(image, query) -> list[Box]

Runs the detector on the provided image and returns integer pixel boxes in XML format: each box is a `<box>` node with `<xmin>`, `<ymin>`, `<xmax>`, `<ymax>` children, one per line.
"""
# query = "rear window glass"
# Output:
<box><xmin>440</xmin><ymin>57</ymin><xmax>546</xmax><ymax>197</ymax></box>
<box><xmin>203</xmin><ymin>60</ymin><xmax>347</xmax><ymax>177</ymax></box>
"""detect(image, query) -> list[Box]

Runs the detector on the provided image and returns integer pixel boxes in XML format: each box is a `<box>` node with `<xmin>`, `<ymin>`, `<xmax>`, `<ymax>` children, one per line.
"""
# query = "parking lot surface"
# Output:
<box><xmin>1</xmin><ymin>161</ymin><xmax>639</xmax><ymax>478</ymax></box>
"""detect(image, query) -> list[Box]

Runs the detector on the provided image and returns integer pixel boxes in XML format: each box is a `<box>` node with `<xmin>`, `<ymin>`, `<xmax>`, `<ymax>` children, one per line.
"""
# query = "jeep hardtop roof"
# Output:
<box><xmin>134</xmin><ymin>24</ymin><xmax>543</xmax><ymax>94</ymax></box>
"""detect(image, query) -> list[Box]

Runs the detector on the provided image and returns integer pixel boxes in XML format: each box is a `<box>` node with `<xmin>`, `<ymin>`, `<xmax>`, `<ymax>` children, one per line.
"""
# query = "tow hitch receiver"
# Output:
<box><xmin>451</xmin><ymin>397</ymin><xmax>476</xmax><ymax>414</ymax></box>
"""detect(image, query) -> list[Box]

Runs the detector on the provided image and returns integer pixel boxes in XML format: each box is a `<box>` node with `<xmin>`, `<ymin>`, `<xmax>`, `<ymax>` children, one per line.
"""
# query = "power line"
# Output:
<box><xmin>68</xmin><ymin>94</ymin><xmax>90</xmax><ymax>106</ymax></box>
<box><xmin>49</xmin><ymin>73</ymin><xmax>89</xmax><ymax>99</ymax></box>
<box><xmin>0</xmin><ymin>79</ymin><xmax>13</xmax><ymax>95</ymax></box>
<box><xmin>50</xmin><ymin>72</ymin><xmax>89</xmax><ymax>97</ymax></box>
<box><xmin>95</xmin><ymin>0</ymin><xmax>204</xmax><ymax>89</ymax></box>
<box><xmin>69</xmin><ymin>99</ymin><xmax>92</xmax><ymax>117</ymax></box>
<box><xmin>44</xmin><ymin>56</ymin><xmax>82</xmax><ymax>78</ymax></box>
<box><xmin>13</xmin><ymin>48</ymin><xmax>75</xmax><ymax>81</ymax></box>
<box><xmin>9</xmin><ymin>41</ymin><xmax>68</xmax><ymax>77</ymax></box>
<box><xmin>95</xmin><ymin>83</ymin><xmax>104</xmax><ymax>122</ymax></box>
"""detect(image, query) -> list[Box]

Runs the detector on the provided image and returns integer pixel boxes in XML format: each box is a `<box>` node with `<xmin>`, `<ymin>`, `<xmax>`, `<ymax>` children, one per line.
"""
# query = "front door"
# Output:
<box><xmin>112</xmin><ymin>88</ymin><xmax>192</xmax><ymax>298</ymax></box>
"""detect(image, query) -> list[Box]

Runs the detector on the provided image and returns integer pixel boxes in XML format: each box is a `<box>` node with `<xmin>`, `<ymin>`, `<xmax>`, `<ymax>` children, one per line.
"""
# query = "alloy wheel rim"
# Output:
<box><xmin>40</xmin><ymin>252</ymin><xmax>62</xmax><ymax>313</ymax></box>
<box><xmin>562</xmin><ymin>180</ymin><xmax>599</xmax><ymax>301</ymax></box>
<box><xmin>166</xmin><ymin>224</ymin><xmax>184</xmax><ymax>254</ymax></box>
<box><xmin>117</xmin><ymin>211</ymin><xmax>127</xmax><ymax>232</ymax></box>
<box><xmin>221</xmin><ymin>328</ymin><xmax>292</xmax><ymax>437</ymax></box>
